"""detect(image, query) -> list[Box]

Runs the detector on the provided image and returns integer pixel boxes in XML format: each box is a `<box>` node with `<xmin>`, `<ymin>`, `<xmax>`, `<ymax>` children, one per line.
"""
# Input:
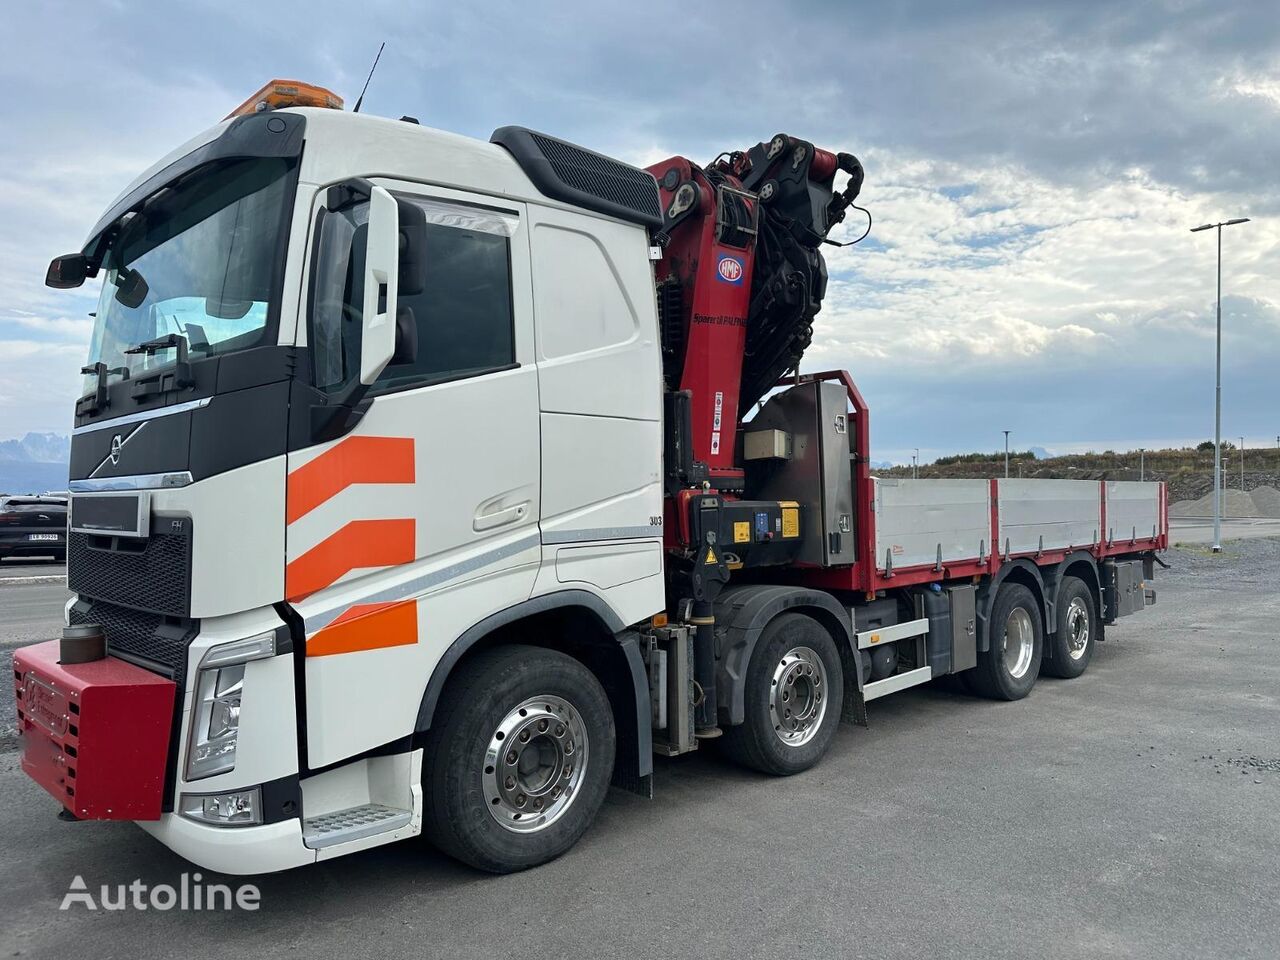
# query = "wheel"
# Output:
<box><xmin>421</xmin><ymin>644</ymin><xmax>615</xmax><ymax>873</ymax></box>
<box><xmin>969</xmin><ymin>583</ymin><xmax>1043</xmax><ymax>700</ymax></box>
<box><xmin>719</xmin><ymin>613</ymin><xmax>844</xmax><ymax>776</ymax></box>
<box><xmin>1042</xmin><ymin>576</ymin><xmax>1096</xmax><ymax>679</ymax></box>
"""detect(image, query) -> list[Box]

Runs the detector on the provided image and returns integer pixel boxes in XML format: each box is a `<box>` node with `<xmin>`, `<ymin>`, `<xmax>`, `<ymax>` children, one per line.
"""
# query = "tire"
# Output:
<box><xmin>719</xmin><ymin>613</ymin><xmax>844</xmax><ymax>776</ymax></box>
<box><xmin>421</xmin><ymin>644</ymin><xmax>616</xmax><ymax>873</ymax></box>
<box><xmin>1042</xmin><ymin>576</ymin><xmax>1096</xmax><ymax>679</ymax></box>
<box><xmin>969</xmin><ymin>583</ymin><xmax>1042</xmax><ymax>701</ymax></box>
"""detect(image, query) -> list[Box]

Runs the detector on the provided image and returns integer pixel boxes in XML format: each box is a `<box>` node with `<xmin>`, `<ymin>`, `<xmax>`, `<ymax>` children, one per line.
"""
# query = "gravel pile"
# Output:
<box><xmin>1171</xmin><ymin>484</ymin><xmax>1280</xmax><ymax>519</ymax></box>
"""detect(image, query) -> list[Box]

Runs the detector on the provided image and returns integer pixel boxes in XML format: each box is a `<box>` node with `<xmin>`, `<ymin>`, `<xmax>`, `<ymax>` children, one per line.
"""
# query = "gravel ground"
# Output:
<box><xmin>0</xmin><ymin>539</ymin><xmax>1277</xmax><ymax>959</ymax></box>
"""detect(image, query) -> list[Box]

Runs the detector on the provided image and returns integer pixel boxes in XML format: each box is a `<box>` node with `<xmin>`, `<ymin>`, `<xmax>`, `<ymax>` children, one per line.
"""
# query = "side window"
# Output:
<box><xmin>376</xmin><ymin>196</ymin><xmax>517</xmax><ymax>394</ymax></box>
<box><xmin>307</xmin><ymin>194</ymin><xmax>517</xmax><ymax>396</ymax></box>
<box><xmin>308</xmin><ymin>200</ymin><xmax>368</xmax><ymax>392</ymax></box>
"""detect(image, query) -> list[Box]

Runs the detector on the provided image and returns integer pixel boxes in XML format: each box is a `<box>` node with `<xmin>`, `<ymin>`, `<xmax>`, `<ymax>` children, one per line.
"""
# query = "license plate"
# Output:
<box><xmin>22</xmin><ymin>674</ymin><xmax>68</xmax><ymax>737</ymax></box>
<box><xmin>28</xmin><ymin>533</ymin><xmax>60</xmax><ymax>542</ymax></box>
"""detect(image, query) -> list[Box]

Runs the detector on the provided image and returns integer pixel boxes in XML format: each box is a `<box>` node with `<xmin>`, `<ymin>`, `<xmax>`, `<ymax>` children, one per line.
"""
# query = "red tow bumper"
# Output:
<box><xmin>13</xmin><ymin>639</ymin><xmax>176</xmax><ymax>820</ymax></box>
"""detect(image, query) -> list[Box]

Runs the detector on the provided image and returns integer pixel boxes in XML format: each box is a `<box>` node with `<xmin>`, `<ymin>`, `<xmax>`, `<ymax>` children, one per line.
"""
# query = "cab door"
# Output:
<box><xmin>287</xmin><ymin>182</ymin><xmax>540</xmax><ymax>768</ymax></box>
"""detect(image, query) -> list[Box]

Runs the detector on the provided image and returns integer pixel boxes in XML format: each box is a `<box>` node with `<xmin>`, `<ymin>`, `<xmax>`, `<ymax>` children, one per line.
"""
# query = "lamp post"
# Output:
<box><xmin>912</xmin><ymin>448</ymin><xmax>919</xmax><ymax>479</ymax></box>
<box><xmin>1190</xmin><ymin>217</ymin><xmax>1250</xmax><ymax>553</ymax></box>
<box><xmin>1240</xmin><ymin>436</ymin><xmax>1245</xmax><ymax>492</ymax></box>
<box><xmin>1139</xmin><ymin>448</ymin><xmax>1145</xmax><ymax>482</ymax></box>
<box><xmin>1003</xmin><ymin>430</ymin><xmax>1010</xmax><ymax>479</ymax></box>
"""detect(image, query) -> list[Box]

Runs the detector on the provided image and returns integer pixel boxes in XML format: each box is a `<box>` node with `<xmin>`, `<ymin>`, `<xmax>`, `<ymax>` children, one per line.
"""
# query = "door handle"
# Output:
<box><xmin>473</xmin><ymin>500</ymin><xmax>530</xmax><ymax>532</ymax></box>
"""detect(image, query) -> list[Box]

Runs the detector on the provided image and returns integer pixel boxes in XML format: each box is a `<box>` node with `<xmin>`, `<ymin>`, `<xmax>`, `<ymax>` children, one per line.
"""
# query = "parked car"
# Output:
<box><xmin>0</xmin><ymin>494</ymin><xmax>68</xmax><ymax>562</ymax></box>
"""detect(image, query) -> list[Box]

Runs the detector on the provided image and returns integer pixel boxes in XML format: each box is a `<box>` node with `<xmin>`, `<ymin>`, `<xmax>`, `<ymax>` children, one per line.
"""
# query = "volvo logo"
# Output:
<box><xmin>109</xmin><ymin>434</ymin><xmax>123</xmax><ymax>466</ymax></box>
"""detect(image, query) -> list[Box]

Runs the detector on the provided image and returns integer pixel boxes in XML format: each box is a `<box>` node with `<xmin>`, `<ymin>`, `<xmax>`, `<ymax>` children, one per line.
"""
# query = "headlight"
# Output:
<box><xmin>185</xmin><ymin>631</ymin><xmax>277</xmax><ymax>781</ymax></box>
<box><xmin>187</xmin><ymin>664</ymin><xmax>244</xmax><ymax>778</ymax></box>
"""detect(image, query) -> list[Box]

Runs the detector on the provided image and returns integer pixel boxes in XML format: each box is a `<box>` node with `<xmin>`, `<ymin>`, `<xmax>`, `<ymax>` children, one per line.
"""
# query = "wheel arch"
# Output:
<box><xmin>415</xmin><ymin>590</ymin><xmax>653</xmax><ymax>793</ymax></box>
<box><xmin>977</xmin><ymin>559</ymin><xmax>1048</xmax><ymax>652</ymax></box>
<box><xmin>712</xmin><ymin>585</ymin><xmax>861</xmax><ymax>728</ymax></box>
<box><xmin>1054</xmin><ymin>552</ymin><xmax>1105</xmax><ymax>642</ymax></box>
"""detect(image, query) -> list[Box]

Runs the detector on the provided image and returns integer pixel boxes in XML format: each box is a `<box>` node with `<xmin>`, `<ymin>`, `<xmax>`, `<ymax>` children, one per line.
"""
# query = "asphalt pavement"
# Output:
<box><xmin>0</xmin><ymin>541</ymin><xmax>1278</xmax><ymax>959</ymax></box>
<box><xmin>1169</xmin><ymin>516</ymin><xmax>1280</xmax><ymax>544</ymax></box>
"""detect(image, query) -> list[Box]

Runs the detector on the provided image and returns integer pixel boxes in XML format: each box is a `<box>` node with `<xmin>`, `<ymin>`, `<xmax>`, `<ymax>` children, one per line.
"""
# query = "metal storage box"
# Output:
<box><xmin>746</xmin><ymin>381</ymin><xmax>854</xmax><ymax>565</ymax></box>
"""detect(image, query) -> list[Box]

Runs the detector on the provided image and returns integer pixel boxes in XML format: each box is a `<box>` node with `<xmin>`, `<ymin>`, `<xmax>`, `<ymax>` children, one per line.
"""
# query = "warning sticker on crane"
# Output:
<box><xmin>716</xmin><ymin>255</ymin><xmax>745</xmax><ymax>285</ymax></box>
<box><xmin>711</xmin><ymin>391</ymin><xmax>724</xmax><ymax>453</ymax></box>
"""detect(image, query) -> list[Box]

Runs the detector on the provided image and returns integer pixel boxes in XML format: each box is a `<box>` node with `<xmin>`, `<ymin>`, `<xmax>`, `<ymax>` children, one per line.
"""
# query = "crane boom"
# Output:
<box><xmin>646</xmin><ymin>135</ymin><xmax>865</xmax><ymax>490</ymax></box>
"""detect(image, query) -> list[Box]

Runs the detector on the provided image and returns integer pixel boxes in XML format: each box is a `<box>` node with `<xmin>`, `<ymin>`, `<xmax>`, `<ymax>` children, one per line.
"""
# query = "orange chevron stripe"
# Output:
<box><xmin>307</xmin><ymin>598</ymin><xmax>419</xmax><ymax>657</ymax></box>
<box><xmin>287</xmin><ymin>436</ymin><xmax>415</xmax><ymax>525</ymax></box>
<box><xmin>286</xmin><ymin>518</ymin><xmax>416</xmax><ymax>601</ymax></box>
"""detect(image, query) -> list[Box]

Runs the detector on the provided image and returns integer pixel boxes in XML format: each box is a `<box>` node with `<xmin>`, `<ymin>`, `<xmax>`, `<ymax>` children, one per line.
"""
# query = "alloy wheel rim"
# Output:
<box><xmin>1003</xmin><ymin>607</ymin><xmax>1035</xmax><ymax>679</ymax></box>
<box><xmin>769</xmin><ymin>646</ymin><xmax>829</xmax><ymax>747</ymax></box>
<box><xmin>482</xmin><ymin>695</ymin><xmax>588</xmax><ymax>834</ymax></box>
<box><xmin>1065</xmin><ymin>597</ymin><xmax>1090</xmax><ymax>660</ymax></box>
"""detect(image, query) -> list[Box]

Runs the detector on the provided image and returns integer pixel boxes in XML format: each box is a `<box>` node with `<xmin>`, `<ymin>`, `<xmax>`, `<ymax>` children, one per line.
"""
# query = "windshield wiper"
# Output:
<box><xmin>124</xmin><ymin>333</ymin><xmax>194</xmax><ymax>391</ymax></box>
<box><xmin>77</xmin><ymin>362</ymin><xmax>132</xmax><ymax>417</ymax></box>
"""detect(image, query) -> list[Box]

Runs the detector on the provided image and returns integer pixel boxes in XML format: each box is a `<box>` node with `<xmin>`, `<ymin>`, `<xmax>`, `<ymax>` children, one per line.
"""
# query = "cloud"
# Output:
<box><xmin>0</xmin><ymin>0</ymin><xmax>1276</xmax><ymax>457</ymax></box>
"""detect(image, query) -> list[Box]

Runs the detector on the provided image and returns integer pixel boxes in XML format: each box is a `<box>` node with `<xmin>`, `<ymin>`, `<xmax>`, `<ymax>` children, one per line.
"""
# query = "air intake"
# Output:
<box><xmin>491</xmin><ymin>126</ymin><xmax>662</xmax><ymax>228</ymax></box>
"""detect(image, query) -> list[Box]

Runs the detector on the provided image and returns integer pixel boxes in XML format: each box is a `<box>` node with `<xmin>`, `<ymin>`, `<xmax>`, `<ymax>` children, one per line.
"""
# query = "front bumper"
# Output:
<box><xmin>137</xmin><ymin>813</ymin><xmax>314</xmax><ymax>875</ymax></box>
<box><xmin>14</xmin><ymin>639</ymin><xmax>175</xmax><ymax>820</ymax></box>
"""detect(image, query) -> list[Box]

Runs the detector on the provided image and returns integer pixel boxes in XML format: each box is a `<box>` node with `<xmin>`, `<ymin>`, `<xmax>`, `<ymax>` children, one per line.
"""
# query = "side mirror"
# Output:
<box><xmin>359</xmin><ymin>185</ymin><xmax>399</xmax><ymax>385</ymax></box>
<box><xmin>46</xmin><ymin>253</ymin><xmax>89</xmax><ymax>289</ymax></box>
<box><xmin>391</xmin><ymin>305</ymin><xmax>418</xmax><ymax>365</ymax></box>
<box><xmin>113</xmin><ymin>266</ymin><xmax>149</xmax><ymax>309</ymax></box>
<box><xmin>397</xmin><ymin>199</ymin><xmax>428</xmax><ymax>296</ymax></box>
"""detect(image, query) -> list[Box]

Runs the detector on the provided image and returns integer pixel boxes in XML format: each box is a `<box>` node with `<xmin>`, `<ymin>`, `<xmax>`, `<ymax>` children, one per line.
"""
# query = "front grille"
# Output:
<box><xmin>69</xmin><ymin>598</ymin><xmax>198</xmax><ymax>685</ymax></box>
<box><xmin>67</xmin><ymin>521</ymin><xmax>192</xmax><ymax>617</ymax></box>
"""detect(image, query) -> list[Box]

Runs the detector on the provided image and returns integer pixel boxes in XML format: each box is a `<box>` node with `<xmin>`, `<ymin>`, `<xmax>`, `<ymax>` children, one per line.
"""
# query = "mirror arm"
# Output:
<box><xmin>326</xmin><ymin>177</ymin><xmax>375</xmax><ymax>213</ymax></box>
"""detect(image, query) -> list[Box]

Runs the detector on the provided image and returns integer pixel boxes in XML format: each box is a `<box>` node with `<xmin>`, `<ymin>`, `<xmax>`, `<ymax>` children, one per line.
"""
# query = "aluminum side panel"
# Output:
<box><xmin>873</xmin><ymin>479</ymin><xmax>990</xmax><ymax>571</ymax></box>
<box><xmin>1106</xmin><ymin>481</ymin><xmax>1162</xmax><ymax>543</ymax></box>
<box><xmin>997</xmin><ymin>478</ymin><xmax>1101</xmax><ymax>554</ymax></box>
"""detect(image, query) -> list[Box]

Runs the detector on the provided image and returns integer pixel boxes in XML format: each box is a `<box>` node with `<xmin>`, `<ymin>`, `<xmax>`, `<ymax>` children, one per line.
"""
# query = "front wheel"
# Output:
<box><xmin>421</xmin><ymin>644</ymin><xmax>615</xmax><ymax>873</ymax></box>
<box><xmin>969</xmin><ymin>583</ymin><xmax>1043</xmax><ymax>701</ymax></box>
<box><xmin>719</xmin><ymin>613</ymin><xmax>844</xmax><ymax>775</ymax></box>
<box><xmin>1042</xmin><ymin>576</ymin><xmax>1096</xmax><ymax>679</ymax></box>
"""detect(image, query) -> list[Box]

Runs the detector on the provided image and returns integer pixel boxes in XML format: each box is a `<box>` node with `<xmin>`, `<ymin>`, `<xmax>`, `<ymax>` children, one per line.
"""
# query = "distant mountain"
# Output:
<box><xmin>1027</xmin><ymin>446</ymin><xmax>1051</xmax><ymax>460</ymax></box>
<box><xmin>0</xmin><ymin>432</ymin><xmax>71</xmax><ymax>495</ymax></box>
<box><xmin>0</xmin><ymin>432</ymin><xmax>70</xmax><ymax>464</ymax></box>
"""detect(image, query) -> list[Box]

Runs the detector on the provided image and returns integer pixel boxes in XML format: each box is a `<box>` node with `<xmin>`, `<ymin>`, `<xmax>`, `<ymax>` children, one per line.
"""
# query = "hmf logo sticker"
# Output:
<box><xmin>716</xmin><ymin>255</ymin><xmax>744</xmax><ymax>285</ymax></box>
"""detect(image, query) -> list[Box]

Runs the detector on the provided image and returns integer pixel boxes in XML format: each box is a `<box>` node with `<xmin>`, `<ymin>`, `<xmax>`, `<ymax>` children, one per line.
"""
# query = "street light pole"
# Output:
<box><xmin>1240</xmin><ymin>436</ymin><xmax>1245</xmax><ymax>492</ymax></box>
<box><xmin>912</xmin><ymin>448</ymin><xmax>919</xmax><ymax>479</ymax></box>
<box><xmin>1139</xmin><ymin>448</ymin><xmax>1145</xmax><ymax>482</ymax></box>
<box><xmin>1003</xmin><ymin>430</ymin><xmax>1010</xmax><ymax>479</ymax></box>
<box><xmin>1190</xmin><ymin>217</ymin><xmax>1250</xmax><ymax>553</ymax></box>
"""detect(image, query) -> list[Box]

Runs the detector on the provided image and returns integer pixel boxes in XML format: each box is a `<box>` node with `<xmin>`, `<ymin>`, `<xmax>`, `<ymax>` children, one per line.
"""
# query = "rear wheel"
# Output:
<box><xmin>719</xmin><ymin>613</ymin><xmax>844</xmax><ymax>775</ymax></box>
<box><xmin>422</xmin><ymin>644</ymin><xmax>615</xmax><ymax>873</ymax></box>
<box><xmin>969</xmin><ymin>583</ymin><xmax>1042</xmax><ymax>700</ymax></box>
<box><xmin>1042</xmin><ymin>576</ymin><xmax>1096</xmax><ymax>679</ymax></box>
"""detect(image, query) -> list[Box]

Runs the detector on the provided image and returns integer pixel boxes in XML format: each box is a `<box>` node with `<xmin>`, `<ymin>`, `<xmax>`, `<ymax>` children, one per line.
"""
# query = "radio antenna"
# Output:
<box><xmin>352</xmin><ymin>42</ymin><xmax>386</xmax><ymax>114</ymax></box>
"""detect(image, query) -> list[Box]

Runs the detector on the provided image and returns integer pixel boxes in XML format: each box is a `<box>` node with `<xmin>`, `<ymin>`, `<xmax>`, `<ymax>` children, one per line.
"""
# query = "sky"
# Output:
<box><xmin>1</xmin><ymin>0</ymin><xmax>1277</xmax><ymax>465</ymax></box>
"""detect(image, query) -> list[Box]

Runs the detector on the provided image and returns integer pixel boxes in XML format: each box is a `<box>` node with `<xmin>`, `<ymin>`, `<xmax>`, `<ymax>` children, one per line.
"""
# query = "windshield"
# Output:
<box><xmin>84</xmin><ymin>157</ymin><xmax>296</xmax><ymax>391</ymax></box>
